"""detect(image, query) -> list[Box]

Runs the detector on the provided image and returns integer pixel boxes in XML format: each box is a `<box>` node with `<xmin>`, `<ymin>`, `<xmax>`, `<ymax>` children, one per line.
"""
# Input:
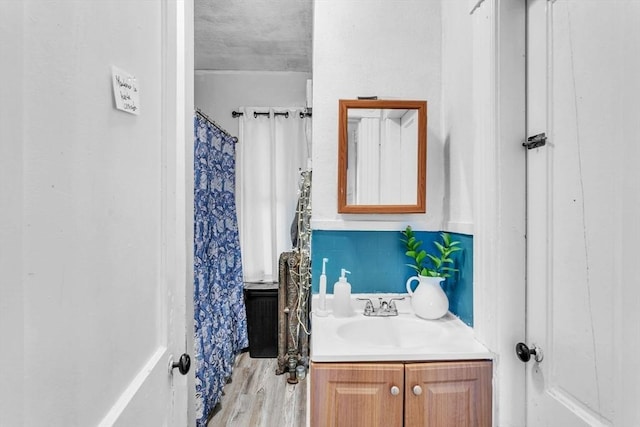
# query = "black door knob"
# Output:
<box><xmin>171</xmin><ymin>353</ymin><xmax>191</xmax><ymax>375</ymax></box>
<box><xmin>515</xmin><ymin>342</ymin><xmax>543</xmax><ymax>363</ymax></box>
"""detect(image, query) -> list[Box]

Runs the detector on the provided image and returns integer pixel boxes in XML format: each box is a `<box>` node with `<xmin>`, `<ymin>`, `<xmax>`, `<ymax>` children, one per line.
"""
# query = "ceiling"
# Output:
<box><xmin>194</xmin><ymin>0</ymin><xmax>313</xmax><ymax>72</ymax></box>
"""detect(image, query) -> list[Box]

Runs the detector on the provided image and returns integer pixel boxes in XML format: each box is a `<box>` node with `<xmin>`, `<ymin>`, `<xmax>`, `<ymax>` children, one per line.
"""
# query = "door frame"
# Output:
<box><xmin>164</xmin><ymin>0</ymin><xmax>195</xmax><ymax>424</ymax></box>
<box><xmin>160</xmin><ymin>0</ymin><xmax>195</xmax><ymax>425</ymax></box>
<box><xmin>471</xmin><ymin>1</ymin><xmax>527</xmax><ymax>425</ymax></box>
<box><xmin>175</xmin><ymin>0</ymin><xmax>528</xmax><ymax>425</ymax></box>
<box><xmin>0</xmin><ymin>1</ymin><xmax>25</xmax><ymax>424</ymax></box>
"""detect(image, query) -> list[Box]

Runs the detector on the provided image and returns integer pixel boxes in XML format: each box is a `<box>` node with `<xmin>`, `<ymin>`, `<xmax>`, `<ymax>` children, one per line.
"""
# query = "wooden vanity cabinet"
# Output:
<box><xmin>310</xmin><ymin>363</ymin><xmax>404</xmax><ymax>427</ymax></box>
<box><xmin>405</xmin><ymin>361</ymin><xmax>492</xmax><ymax>427</ymax></box>
<box><xmin>311</xmin><ymin>360</ymin><xmax>492</xmax><ymax>427</ymax></box>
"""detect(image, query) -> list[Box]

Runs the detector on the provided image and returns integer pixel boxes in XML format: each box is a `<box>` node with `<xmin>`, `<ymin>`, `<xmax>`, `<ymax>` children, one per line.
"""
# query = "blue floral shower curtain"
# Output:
<box><xmin>193</xmin><ymin>114</ymin><xmax>248</xmax><ymax>427</ymax></box>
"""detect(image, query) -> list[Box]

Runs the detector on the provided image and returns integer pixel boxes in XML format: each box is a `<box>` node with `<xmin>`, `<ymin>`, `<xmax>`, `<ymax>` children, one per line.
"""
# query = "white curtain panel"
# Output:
<box><xmin>356</xmin><ymin>117</ymin><xmax>381</xmax><ymax>204</ymax></box>
<box><xmin>237</xmin><ymin>107</ymin><xmax>311</xmax><ymax>283</ymax></box>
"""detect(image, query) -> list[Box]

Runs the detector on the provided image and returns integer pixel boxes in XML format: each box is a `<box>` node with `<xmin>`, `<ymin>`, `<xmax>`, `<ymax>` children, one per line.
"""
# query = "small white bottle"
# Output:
<box><xmin>316</xmin><ymin>258</ymin><xmax>329</xmax><ymax>317</ymax></box>
<box><xmin>332</xmin><ymin>269</ymin><xmax>353</xmax><ymax>317</ymax></box>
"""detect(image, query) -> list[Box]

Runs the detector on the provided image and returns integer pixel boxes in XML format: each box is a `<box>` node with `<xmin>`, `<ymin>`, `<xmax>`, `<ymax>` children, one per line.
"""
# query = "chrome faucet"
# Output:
<box><xmin>357</xmin><ymin>297</ymin><xmax>405</xmax><ymax>317</ymax></box>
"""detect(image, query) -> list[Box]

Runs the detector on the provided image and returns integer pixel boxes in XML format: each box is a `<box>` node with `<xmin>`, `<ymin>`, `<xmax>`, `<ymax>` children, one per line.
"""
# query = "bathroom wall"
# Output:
<box><xmin>441</xmin><ymin>0</ymin><xmax>475</xmax><ymax>233</ymax></box>
<box><xmin>312</xmin><ymin>230</ymin><xmax>474</xmax><ymax>325</ymax></box>
<box><xmin>311</xmin><ymin>0</ymin><xmax>475</xmax><ymax>322</ymax></box>
<box><xmin>194</xmin><ymin>70</ymin><xmax>311</xmax><ymax>137</ymax></box>
<box><xmin>312</xmin><ymin>0</ymin><xmax>443</xmax><ymax>231</ymax></box>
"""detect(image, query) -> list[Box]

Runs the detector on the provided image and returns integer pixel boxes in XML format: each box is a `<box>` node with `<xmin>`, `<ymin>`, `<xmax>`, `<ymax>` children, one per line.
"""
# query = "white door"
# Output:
<box><xmin>525</xmin><ymin>1</ymin><xmax>640</xmax><ymax>426</ymax></box>
<box><xmin>0</xmin><ymin>1</ymin><xmax>191</xmax><ymax>425</ymax></box>
<box><xmin>98</xmin><ymin>1</ymin><xmax>192</xmax><ymax>425</ymax></box>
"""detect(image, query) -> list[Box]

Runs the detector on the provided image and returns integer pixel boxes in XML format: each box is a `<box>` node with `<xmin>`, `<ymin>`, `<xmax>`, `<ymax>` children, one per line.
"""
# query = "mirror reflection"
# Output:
<box><xmin>338</xmin><ymin>99</ymin><xmax>427</xmax><ymax>213</ymax></box>
<box><xmin>346</xmin><ymin>107</ymin><xmax>418</xmax><ymax>205</ymax></box>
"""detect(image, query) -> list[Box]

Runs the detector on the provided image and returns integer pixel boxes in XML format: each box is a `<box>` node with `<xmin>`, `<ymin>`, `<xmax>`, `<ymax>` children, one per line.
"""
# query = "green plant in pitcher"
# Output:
<box><xmin>401</xmin><ymin>226</ymin><xmax>462</xmax><ymax>278</ymax></box>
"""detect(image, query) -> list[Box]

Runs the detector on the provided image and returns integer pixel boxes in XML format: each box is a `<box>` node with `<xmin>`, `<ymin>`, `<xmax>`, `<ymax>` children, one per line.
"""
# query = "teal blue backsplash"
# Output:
<box><xmin>311</xmin><ymin>230</ymin><xmax>473</xmax><ymax>326</ymax></box>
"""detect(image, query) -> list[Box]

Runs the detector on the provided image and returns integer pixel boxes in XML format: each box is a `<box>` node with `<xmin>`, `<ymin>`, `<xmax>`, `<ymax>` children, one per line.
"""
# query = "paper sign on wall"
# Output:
<box><xmin>111</xmin><ymin>66</ymin><xmax>140</xmax><ymax>115</ymax></box>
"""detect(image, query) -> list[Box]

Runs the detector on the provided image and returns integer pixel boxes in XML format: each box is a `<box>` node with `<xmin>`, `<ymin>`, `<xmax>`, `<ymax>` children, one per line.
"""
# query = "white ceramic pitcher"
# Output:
<box><xmin>405</xmin><ymin>275</ymin><xmax>449</xmax><ymax>320</ymax></box>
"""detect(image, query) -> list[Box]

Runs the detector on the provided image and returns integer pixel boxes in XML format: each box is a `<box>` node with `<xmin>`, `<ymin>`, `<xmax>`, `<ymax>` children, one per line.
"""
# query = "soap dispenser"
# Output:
<box><xmin>332</xmin><ymin>269</ymin><xmax>353</xmax><ymax>317</ymax></box>
<box><xmin>316</xmin><ymin>258</ymin><xmax>329</xmax><ymax>317</ymax></box>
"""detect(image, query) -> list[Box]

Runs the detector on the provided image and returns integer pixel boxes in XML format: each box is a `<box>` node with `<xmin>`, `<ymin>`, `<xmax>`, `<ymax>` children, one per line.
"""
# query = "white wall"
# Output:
<box><xmin>441</xmin><ymin>1</ymin><xmax>475</xmax><ymax>234</ymax></box>
<box><xmin>1</xmin><ymin>1</ymin><xmax>171</xmax><ymax>425</ymax></box>
<box><xmin>312</xmin><ymin>0</ymin><xmax>444</xmax><ymax>231</ymax></box>
<box><xmin>194</xmin><ymin>70</ymin><xmax>311</xmax><ymax>138</ymax></box>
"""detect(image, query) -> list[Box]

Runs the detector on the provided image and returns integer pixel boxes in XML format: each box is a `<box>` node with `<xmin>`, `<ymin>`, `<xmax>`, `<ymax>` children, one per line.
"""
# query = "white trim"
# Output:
<box><xmin>311</xmin><ymin>219</ymin><xmax>414</xmax><ymax>231</ymax></box>
<box><xmin>0</xmin><ymin>2</ymin><xmax>24</xmax><ymax>424</ymax></box>
<box><xmin>160</xmin><ymin>1</ymin><xmax>193</xmax><ymax>425</ymax></box>
<box><xmin>310</xmin><ymin>219</ymin><xmax>444</xmax><ymax>232</ymax></box>
<box><xmin>472</xmin><ymin>1</ymin><xmax>526</xmax><ymax>426</ymax></box>
<box><xmin>311</xmin><ymin>220</ymin><xmax>474</xmax><ymax>235</ymax></box>
<box><xmin>445</xmin><ymin>221</ymin><xmax>474</xmax><ymax>235</ymax></box>
<box><xmin>181</xmin><ymin>1</ymin><xmax>196</xmax><ymax>426</ymax></box>
<box><xmin>97</xmin><ymin>347</ymin><xmax>167</xmax><ymax>427</ymax></box>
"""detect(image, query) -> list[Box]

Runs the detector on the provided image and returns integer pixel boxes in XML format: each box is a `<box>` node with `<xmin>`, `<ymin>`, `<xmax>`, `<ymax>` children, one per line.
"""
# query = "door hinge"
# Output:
<box><xmin>523</xmin><ymin>133</ymin><xmax>547</xmax><ymax>149</ymax></box>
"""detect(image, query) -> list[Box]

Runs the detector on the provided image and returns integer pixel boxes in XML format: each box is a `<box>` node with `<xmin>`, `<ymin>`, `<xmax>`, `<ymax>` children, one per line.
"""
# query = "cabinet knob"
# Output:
<box><xmin>390</xmin><ymin>385</ymin><xmax>400</xmax><ymax>396</ymax></box>
<box><xmin>412</xmin><ymin>385</ymin><xmax>423</xmax><ymax>396</ymax></box>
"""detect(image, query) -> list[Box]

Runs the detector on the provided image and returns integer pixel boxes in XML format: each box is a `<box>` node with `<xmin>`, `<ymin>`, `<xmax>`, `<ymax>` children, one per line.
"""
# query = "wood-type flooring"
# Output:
<box><xmin>207</xmin><ymin>351</ymin><xmax>307</xmax><ymax>427</ymax></box>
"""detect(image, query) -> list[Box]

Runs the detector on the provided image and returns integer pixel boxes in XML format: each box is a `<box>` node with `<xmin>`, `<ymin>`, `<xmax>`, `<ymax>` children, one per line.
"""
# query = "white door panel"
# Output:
<box><xmin>526</xmin><ymin>1</ymin><xmax>639</xmax><ymax>425</ymax></box>
<box><xmin>0</xmin><ymin>1</ymin><xmax>190</xmax><ymax>425</ymax></box>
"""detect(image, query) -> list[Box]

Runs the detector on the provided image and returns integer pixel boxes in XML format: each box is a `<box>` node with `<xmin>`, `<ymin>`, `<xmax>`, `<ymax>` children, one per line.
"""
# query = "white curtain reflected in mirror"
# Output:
<box><xmin>346</xmin><ymin>108</ymin><xmax>418</xmax><ymax>205</ymax></box>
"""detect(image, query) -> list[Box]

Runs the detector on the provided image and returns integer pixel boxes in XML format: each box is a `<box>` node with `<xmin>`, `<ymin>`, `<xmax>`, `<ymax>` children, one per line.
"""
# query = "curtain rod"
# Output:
<box><xmin>232</xmin><ymin>108</ymin><xmax>312</xmax><ymax>119</ymax></box>
<box><xmin>195</xmin><ymin>108</ymin><xmax>238</xmax><ymax>143</ymax></box>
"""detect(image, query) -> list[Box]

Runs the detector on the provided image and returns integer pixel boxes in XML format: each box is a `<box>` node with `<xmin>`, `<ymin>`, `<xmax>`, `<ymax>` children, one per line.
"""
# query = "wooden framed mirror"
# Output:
<box><xmin>338</xmin><ymin>99</ymin><xmax>427</xmax><ymax>214</ymax></box>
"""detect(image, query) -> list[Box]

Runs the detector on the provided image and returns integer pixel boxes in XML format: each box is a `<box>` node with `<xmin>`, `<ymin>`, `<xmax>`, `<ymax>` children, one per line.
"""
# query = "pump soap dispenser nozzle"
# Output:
<box><xmin>316</xmin><ymin>258</ymin><xmax>329</xmax><ymax>317</ymax></box>
<box><xmin>332</xmin><ymin>268</ymin><xmax>353</xmax><ymax>318</ymax></box>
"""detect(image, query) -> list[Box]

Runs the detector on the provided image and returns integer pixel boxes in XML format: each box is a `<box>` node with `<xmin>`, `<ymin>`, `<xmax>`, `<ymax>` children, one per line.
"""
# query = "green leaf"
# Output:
<box><xmin>407</xmin><ymin>264</ymin><xmax>421</xmax><ymax>274</ymax></box>
<box><xmin>420</xmin><ymin>268</ymin><xmax>434</xmax><ymax>276</ymax></box>
<box><xmin>426</xmin><ymin>254</ymin><xmax>441</xmax><ymax>268</ymax></box>
<box><xmin>404</xmin><ymin>226</ymin><xmax>414</xmax><ymax>237</ymax></box>
<box><xmin>415</xmin><ymin>250</ymin><xmax>427</xmax><ymax>265</ymax></box>
<box><xmin>433</xmin><ymin>241</ymin><xmax>445</xmax><ymax>254</ymax></box>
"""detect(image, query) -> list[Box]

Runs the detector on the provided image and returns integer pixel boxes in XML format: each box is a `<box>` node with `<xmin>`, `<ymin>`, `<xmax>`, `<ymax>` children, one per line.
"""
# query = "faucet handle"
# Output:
<box><xmin>388</xmin><ymin>297</ymin><xmax>405</xmax><ymax>311</ymax></box>
<box><xmin>357</xmin><ymin>298</ymin><xmax>374</xmax><ymax>315</ymax></box>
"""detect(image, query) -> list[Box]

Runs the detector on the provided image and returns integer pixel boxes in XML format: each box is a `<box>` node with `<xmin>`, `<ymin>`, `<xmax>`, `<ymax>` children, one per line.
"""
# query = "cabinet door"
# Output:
<box><xmin>310</xmin><ymin>362</ymin><xmax>404</xmax><ymax>427</ymax></box>
<box><xmin>404</xmin><ymin>360</ymin><xmax>492</xmax><ymax>427</ymax></box>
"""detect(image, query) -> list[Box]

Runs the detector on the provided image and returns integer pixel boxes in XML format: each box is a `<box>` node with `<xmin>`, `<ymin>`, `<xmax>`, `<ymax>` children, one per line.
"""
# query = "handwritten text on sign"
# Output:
<box><xmin>111</xmin><ymin>66</ymin><xmax>140</xmax><ymax>115</ymax></box>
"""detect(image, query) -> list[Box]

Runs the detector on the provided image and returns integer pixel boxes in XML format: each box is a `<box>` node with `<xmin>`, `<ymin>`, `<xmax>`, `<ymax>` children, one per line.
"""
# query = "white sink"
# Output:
<box><xmin>336</xmin><ymin>317</ymin><xmax>444</xmax><ymax>349</ymax></box>
<box><xmin>310</xmin><ymin>293</ymin><xmax>493</xmax><ymax>362</ymax></box>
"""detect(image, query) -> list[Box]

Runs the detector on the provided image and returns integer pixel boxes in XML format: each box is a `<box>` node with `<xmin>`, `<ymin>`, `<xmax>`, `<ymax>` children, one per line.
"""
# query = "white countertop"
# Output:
<box><xmin>310</xmin><ymin>293</ymin><xmax>493</xmax><ymax>363</ymax></box>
